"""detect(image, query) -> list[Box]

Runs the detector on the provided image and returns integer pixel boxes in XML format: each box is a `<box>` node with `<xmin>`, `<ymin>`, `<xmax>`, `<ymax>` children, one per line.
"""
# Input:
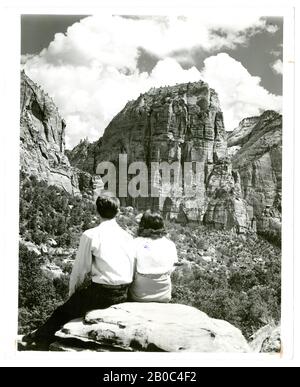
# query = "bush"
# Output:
<box><xmin>171</xmin><ymin>249</ymin><xmax>281</xmax><ymax>339</ymax></box>
<box><xmin>18</xmin><ymin>243</ymin><xmax>61</xmax><ymax>334</ymax></box>
<box><xmin>19</xmin><ymin>173</ymin><xmax>95</xmax><ymax>248</ymax></box>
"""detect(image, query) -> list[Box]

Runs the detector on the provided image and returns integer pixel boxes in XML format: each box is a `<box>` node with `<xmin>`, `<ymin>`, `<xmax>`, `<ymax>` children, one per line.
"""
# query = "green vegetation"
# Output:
<box><xmin>258</xmin><ymin>229</ymin><xmax>281</xmax><ymax>248</ymax></box>
<box><xmin>18</xmin><ymin>243</ymin><xmax>69</xmax><ymax>333</ymax></box>
<box><xmin>168</xmin><ymin>223</ymin><xmax>281</xmax><ymax>338</ymax></box>
<box><xmin>18</xmin><ymin>173</ymin><xmax>281</xmax><ymax>339</ymax></box>
<box><xmin>19</xmin><ymin>172</ymin><xmax>96</xmax><ymax>247</ymax></box>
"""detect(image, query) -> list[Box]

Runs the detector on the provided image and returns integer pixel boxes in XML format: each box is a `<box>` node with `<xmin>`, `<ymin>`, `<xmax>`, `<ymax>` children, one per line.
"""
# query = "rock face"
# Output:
<box><xmin>249</xmin><ymin>323</ymin><xmax>281</xmax><ymax>353</ymax></box>
<box><xmin>227</xmin><ymin>116</ymin><xmax>260</xmax><ymax>148</ymax></box>
<box><xmin>68</xmin><ymin>81</ymin><xmax>251</xmax><ymax>232</ymax></box>
<box><xmin>20</xmin><ymin>71</ymin><xmax>79</xmax><ymax>194</ymax></box>
<box><xmin>51</xmin><ymin>302</ymin><xmax>250</xmax><ymax>352</ymax></box>
<box><xmin>20</xmin><ymin>71</ymin><xmax>104</xmax><ymax>199</ymax></box>
<box><xmin>65</xmin><ymin>138</ymin><xmax>102</xmax><ymax>175</ymax></box>
<box><xmin>228</xmin><ymin>111</ymin><xmax>282</xmax><ymax>242</ymax></box>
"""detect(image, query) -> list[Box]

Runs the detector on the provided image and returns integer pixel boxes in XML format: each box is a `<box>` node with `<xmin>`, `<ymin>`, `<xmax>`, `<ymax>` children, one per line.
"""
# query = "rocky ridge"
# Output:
<box><xmin>65</xmin><ymin>137</ymin><xmax>102</xmax><ymax>175</ymax></box>
<box><xmin>227</xmin><ymin>110</ymin><xmax>282</xmax><ymax>242</ymax></box>
<box><xmin>20</xmin><ymin>71</ymin><xmax>103</xmax><ymax>198</ymax></box>
<box><xmin>20</xmin><ymin>71</ymin><xmax>80</xmax><ymax>194</ymax></box>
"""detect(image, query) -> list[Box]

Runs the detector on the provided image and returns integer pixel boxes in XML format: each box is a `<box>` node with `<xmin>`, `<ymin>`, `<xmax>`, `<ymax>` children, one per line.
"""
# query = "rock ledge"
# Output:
<box><xmin>51</xmin><ymin>302</ymin><xmax>250</xmax><ymax>352</ymax></box>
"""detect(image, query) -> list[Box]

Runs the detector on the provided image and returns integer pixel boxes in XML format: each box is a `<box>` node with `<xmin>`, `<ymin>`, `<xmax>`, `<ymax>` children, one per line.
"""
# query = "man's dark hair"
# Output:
<box><xmin>138</xmin><ymin>210</ymin><xmax>167</xmax><ymax>239</ymax></box>
<box><xmin>96</xmin><ymin>193</ymin><xmax>120</xmax><ymax>219</ymax></box>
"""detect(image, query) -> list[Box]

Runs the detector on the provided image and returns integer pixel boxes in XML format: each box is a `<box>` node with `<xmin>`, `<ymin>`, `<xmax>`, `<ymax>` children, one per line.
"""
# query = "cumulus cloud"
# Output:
<box><xmin>22</xmin><ymin>15</ymin><xmax>281</xmax><ymax>147</ymax></box>
<box><xmin>21</xmin><ymin>53</ymin><xmax>35</xmax><ymax>65</ymax></box>
<box><xmin>270</xmin><ymin>49</ymin><xmax>281</xmax><ymax>58</ymax></box>
<box><xmin>265</xmin><ymin>24</ymin><xmax>279</xmax><ymax>33</ymax></box>
<box><xmin>24</xmin><ymin>57</ymin><xmax>201</xmax><ymax>147</ymax></box>
<box><xmin>271</xmin><ymin>59</ymin><xmax>283</xmax><ymax>75</ymax></box>
<box><xmin>202</xmin><ymin>53</ymin><xmax>282</xmax><ymax>130</ymax></box>
<box><xmin>35</xmin><ymin>14</ymin><xmax>277</xmax><ymax>66</ymax></box>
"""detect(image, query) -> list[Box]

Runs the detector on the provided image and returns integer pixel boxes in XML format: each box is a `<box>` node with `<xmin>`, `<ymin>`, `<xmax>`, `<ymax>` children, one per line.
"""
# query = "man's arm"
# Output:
<box><xmin>69</xmin><ymin>233</ymin><xmax>93</xmax><ymax>297</ymax></box>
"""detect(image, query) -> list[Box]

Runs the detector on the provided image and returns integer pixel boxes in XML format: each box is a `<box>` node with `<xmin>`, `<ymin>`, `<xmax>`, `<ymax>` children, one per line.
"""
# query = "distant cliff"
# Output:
<box><xmin>65</xmin><ymin>137</ymin><xmax>102</xmax><ymax>175</ymax></box>
<box><xmin>20</xmin><ymin>71</ymin><xmax>79</xmax><ymax>193</ymax></box>
<box><xmin>228</xmin><ymin>110</ymin><xmax>282</xmax><ymax>244</ymax></box>
<box><xmin>20</xmin><ymin>71</ymin><xmax>103</xmax><ymax>198</ymax></box>
<box><xmin>68</xmin><ymin>81</ymin><xmax>251</xmax><ymax>233</ymax></box>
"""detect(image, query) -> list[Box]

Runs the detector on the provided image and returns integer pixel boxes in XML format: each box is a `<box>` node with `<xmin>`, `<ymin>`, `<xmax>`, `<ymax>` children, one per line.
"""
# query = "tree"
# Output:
<box><xmin>18</xmin><ymin>243</ymin><xmax>58</xmax><ymax>333</ymax></box>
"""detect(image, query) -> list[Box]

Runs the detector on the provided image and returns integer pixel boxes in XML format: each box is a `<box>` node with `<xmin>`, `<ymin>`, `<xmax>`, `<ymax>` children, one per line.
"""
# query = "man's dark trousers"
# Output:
<box><xmin>34</xmin><ymin>282</ymin><xmax>129</xmax><ymax>342</ymax></box>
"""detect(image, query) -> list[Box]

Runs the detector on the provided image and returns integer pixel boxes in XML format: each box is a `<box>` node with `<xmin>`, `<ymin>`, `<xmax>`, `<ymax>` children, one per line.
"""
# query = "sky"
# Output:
<box><xmin>21</xmin><ymin>14</ymin><xmax>283</xmax><ymax>149</ymax></box>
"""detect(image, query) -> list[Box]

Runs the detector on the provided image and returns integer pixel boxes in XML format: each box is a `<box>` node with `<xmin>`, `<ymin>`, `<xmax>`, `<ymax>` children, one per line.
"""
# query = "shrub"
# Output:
<box><xmin>18</xmin><ymin>243</ymin><xmax>61</xmax><ymax>334</ymax></box>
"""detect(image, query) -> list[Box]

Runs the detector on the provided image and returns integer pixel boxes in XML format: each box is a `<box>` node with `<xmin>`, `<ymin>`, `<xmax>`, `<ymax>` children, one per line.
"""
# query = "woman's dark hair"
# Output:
<box><xmin>138</xmin><ymin>210</ymin><xmax>167</xmax><ymax>239</ymax></box>
<box><xmin>96</xmin><ymin>193</ymin><xmax>120</xmax><ymax>219</ymax></box>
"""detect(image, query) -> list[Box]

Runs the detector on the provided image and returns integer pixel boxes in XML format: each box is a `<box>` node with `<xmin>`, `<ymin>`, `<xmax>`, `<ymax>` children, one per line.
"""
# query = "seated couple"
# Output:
<box><xmin>24</xmin><ymin>193</ymin><xmax>178</xmax><ymax>349</ymax></box>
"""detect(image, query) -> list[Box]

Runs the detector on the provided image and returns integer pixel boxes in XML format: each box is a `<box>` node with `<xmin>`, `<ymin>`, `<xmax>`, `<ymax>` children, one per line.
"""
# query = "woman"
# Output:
<box><xmin>129</xmin><ymin>210</ymin><xmax>178</xmax><ymax>302</ymax></box>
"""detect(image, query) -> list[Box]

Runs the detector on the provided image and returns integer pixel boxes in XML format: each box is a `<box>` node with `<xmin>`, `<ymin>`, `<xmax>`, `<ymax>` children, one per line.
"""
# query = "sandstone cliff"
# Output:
<box><xmin>68</xmin><ymin>81</ymin><xmax>250</xmax><ymax>232</ymax></box>
<box><xmin>227</xmin><ymin>111</ymin><xmax>282</xmax><ymax>243</ymax></box>
<box><xmin>227</xmin><ymin>116</ymin><xmax>260</xmax><ymax>148</ymax></box>
<box><xmin>20</xmin><ymin>71</ymin><xmax>79</xmax><ymax>194</ymax></box>
<box><xmin>20</xmin><ymin>71</ymin><xmax>103</xmax><ymax>198</ymax></box>
<box><xmin>50</xmin><ymin>303</ymin><xmax>250</xmax><ymax>352</ymax></box>
<box><xmin>65</xmin><ymin>138</ymin><xmax>102</xmax><ymax>175</ymax></box>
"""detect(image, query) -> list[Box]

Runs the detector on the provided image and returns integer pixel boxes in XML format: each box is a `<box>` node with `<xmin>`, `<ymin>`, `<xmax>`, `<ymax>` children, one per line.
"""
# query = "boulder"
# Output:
<box><xmin>51</xmin><ymin>302</ymin><xmax>250</xmax><ymax>352</ymax></box>
<box><xmin>41</xmin><ymin>263</ymin><xmax>64</xmax><ymax>280</ymax></box>
<box><xmin>47</xmin><ymin>238</ymin><xmax>57</xmax><ymax>247</ymax></box>
<box><xmin>21</xmin><ymin>240</ymin><xmax>41</xmax><ymax>256</ymax></box>
<box><xmin>249</xmin><ymin>323</ymin><xmax>281</xmax><ymax>353</ymax></box>
<box><xmin>261</xmin><ymin>327</ymin><xmax>281</xmax><ymax>353</ymax></box>
<box><xmin>40</xmin><ymin>243</ymin><xmax>48</xmax><ymax>254</ymax></box>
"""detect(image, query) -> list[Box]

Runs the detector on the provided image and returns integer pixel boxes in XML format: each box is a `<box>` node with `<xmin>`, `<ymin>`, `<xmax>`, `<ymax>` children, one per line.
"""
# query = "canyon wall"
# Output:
<box><xmin>20</xmin><ymin>71</ymin><xmax>103</xmax><ymax>198</ymax></box>
<box><xmin>69</xmin><ymin>81</ymin><xmax>251</xmax><ymax>232</ymax></box>
<box><xmin>227</xmin><ymin>110</ymin><xmax>282</xmax><ymax>241</ymax></box>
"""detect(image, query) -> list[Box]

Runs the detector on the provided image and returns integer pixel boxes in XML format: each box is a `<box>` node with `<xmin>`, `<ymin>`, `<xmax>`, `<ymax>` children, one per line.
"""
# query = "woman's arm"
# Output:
<box><xmin>170</xmin><ymin>241</ymin><xmax>179</xmax><ymax>272</ymax></box>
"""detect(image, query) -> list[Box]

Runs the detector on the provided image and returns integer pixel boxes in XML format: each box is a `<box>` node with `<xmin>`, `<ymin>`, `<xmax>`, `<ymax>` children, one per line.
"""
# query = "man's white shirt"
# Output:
<box><xmin>69</xmin><ymin>219</ymin><xmax>134</xmax><ymax>296</ymax></box>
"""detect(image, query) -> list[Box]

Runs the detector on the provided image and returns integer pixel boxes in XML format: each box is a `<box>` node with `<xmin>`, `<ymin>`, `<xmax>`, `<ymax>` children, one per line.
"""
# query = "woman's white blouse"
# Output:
<box><xmin>133</xmin><ymin>236</ymin><xmax>178</xmax><ymax>275</ymax></box>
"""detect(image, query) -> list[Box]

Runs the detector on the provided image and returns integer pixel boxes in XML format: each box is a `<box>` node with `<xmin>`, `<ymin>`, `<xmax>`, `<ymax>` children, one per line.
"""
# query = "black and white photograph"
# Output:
<box><xmin>0</xmin><ymin>0</ymin><xmax>298</xmax><ymax>369</ymax></box>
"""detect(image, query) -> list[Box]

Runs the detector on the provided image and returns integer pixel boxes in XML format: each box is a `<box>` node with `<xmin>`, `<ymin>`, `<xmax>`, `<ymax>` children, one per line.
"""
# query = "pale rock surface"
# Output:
<box><xmin>249</xmin><ymin>323</ymin><xmax>281</xmax><ymax>353</ymax></box>
<box><xmin>41</xmin><ymin>262</ymin><xmax>64</xmax><ymax>280</ymax></box>
<box><xmin>20</xmin><ymin>239</ymin><xmax>41</xmax><ymax>256</ymax></box>
<box><xmin>261</xmin><ymin>327</ymin><xmax>281</xmax><ymax>353</ymax></box>
<box><xmin>47</xmin><ymin>238</ymin><xmax>57</xmax><ymax>247</ymax></box>
<box><xmin>52</xmin><ymin>302</ymin><xmax>250</xmax><ymax>352</ymax></box>
<box><xmin>227</xmin><ymin>116</ymin><xmax>260</xmax><ymax>147</ymax></box>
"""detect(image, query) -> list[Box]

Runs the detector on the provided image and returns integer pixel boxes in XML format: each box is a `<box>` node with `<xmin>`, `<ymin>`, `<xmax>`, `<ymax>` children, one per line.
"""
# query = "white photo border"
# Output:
<box><xmin>0</xmin><ymin>0</ymin><xmax>297</xmax><ymax>367</ymax></box>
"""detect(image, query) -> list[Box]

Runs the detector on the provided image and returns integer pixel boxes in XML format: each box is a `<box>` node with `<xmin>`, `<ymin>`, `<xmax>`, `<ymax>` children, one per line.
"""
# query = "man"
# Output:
<box><xmin>24</xmin><ymin>193</ymin><xmax>134</xmax><ymax>349</ymax></box>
